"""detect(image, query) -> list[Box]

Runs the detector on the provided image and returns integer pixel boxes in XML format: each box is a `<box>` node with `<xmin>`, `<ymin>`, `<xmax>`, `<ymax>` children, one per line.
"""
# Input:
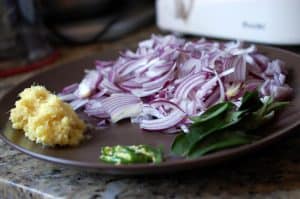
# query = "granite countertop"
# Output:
<box><xmin>1</xmin><ymin>27</ymin><xmax>300</xmax><ymax>199</ymax></box>
<box><xmin>1</xmin><ymin>132</ymin><xmax>300</xmax><ymax>199</ymax></box>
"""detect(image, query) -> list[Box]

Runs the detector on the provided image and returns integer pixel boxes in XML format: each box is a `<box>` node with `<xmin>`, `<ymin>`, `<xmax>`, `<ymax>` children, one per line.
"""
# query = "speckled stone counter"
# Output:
<box><xmin>1</xmin><ymin>26</ymin><xmax>300</xmax><ymax>199</ymax></box>
<box><xmin>1</xmin><ymin>131</ymin><xmax>300</xmax><ymax>199</ymax></box>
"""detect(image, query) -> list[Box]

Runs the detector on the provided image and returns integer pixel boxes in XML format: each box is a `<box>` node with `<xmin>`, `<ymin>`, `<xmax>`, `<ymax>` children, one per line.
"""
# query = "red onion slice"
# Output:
<box><xmin>140</xmin><ymin>109</ymin><xmax>186</xmax><ymax>131</ymax></box>
<box><xmin>69</xmin><ymin>99</ymin><xmax>89</xmax><ymax>110</ymax></box>
<box><xmin>77</xmin><ymin>70</ymin><xmax>102</xmax><ymax>98</ymax></box>
<box><xmin>61</xmin><ymin>83</ymin><xmax>78</xmax><ymax>94</ymax></box>
<box><xmin>101</xmin><ymin>93</ymin><xmax>143</xmax><ymax>123</ymax></box>
<box><xmin>58</xmin><ymin>93</ymin><xmax>78</xmax><ymax>101</ymax></box>
<box><xmin>140</xmin><ymin>100</ymin><xmax>186</xmax><ymax>131</ymax></box>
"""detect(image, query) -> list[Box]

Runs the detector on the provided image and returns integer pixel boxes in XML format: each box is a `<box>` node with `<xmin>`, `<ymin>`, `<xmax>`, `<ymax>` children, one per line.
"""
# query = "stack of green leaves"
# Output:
<box><xmin>171</xmin><ymin>91</ymin><xmax>288</xmax><ymax>159</ymax></box>
<box><xmin>100</xmin><ymin>144</ymin><xmax>163</xmax><ymax>165</ymax></box>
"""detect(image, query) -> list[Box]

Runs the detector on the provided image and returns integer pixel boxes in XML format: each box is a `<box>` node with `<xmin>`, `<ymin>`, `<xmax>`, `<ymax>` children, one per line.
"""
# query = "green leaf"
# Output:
<box><xmin>255</xmin><ymin>96</ymin><xmax>273</xmax><ymax>117</ymax></box>
<box><xmin>171</xmin><ymin>133</ymin><xmax>189</xmax><ymax>155</ymax></box>
<box><xmin>190</xmin><ymin>102</ymin><xmax>233</xmax><ymax>123</ymax></box>
<box><xmin>237</xmin><ymin>95</ymin><xmax>288</xmax><ymax>131</ymax></box>
<box><xmin>171</xmin><ymin>128</ymin><xmax>214</xmax><ymax>156</ymax></box>
<box><xmin>171</xmin><ymin>109</ymin><xmax>245</xmax><ymax>156</ymax></box>
<box><xmin>265</xmin><ymin>101</ymin><xmax>289</xmax><ymax>115</ymax></box>
<box><xmin>239</xmin><ymin>91</ymin><xmax>263</xmax><ymax>111</ymax></box>
<box><xmin>254</xmin><ymin>96</ymin><xmax>287</xmax><ymax>117</ymax></box>
<box><xmin>188</xmin><ymin>131</ymin><xmax>252</xmax><ymax>158</ymax></box>
<box><xmin>171</xmin><ymin>90</ymin><xmax>290</xmax><ymax>159</ymax></box>
<box><xmin>189</xmin><ymin>110</ymin><xmax>245</xmax><ymax>152</ymax></box>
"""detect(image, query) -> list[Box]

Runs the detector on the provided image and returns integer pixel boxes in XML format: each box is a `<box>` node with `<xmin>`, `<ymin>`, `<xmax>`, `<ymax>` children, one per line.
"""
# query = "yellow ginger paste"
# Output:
<box><xmin>9</xmin><ymin>85</ymin><xmax>86</xmax><ymax>146</ymax></box>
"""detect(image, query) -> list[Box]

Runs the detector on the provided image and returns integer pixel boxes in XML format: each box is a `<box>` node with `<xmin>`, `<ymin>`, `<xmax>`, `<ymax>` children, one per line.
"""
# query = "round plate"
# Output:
<box><xmin>1</xmin><ymin>46</ymin><xmax>300</xmax><ymax>175</ymax></box>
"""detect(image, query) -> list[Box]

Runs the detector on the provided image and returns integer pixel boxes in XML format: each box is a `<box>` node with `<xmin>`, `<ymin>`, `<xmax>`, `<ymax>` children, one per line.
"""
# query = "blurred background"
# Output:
<box><xmin>0</xmin><ymin>0</ymin><xmax>299</xmax><ymax>78</ymax></box>
<box><xmin>0</xmin><ymin>0</ymin><xmax>154</xmax><ymax>77</ymax></box>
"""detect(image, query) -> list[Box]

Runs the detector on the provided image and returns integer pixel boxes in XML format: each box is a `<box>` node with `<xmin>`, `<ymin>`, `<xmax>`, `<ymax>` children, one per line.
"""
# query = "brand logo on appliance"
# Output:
<box><xmin>242</xmin><ymin>21</ymin><xmax>266</xmax><ymax>30</ymax></box>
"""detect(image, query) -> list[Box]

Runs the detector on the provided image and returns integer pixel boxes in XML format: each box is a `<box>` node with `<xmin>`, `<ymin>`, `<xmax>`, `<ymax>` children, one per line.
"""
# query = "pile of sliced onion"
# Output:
<box><xmin>59</xmin><ymin>35</ymin><xmax>292</xmax><ymax>132</ymax></box>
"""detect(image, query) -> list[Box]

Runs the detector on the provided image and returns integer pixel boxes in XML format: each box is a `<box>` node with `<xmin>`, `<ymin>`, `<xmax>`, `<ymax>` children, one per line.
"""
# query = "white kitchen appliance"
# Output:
<box><xmin>156</xmin><ymin>0</ymin><xmax>300</xmax><ymax>45</ymax></box>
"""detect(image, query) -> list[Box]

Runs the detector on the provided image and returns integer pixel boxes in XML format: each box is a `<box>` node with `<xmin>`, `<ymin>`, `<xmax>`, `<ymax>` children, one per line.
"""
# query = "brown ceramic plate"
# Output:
<box><xmin>0</xmin><ymin>46</ymin><xmax>300</xmax><ymax>175</ymax></box>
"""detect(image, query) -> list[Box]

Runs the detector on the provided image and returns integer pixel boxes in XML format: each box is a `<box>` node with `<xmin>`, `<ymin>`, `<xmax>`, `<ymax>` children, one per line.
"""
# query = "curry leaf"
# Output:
<box><xmin>188</xmin><ymin>131</ymin><xmax>252</xmax><ymax>158</ymax></box>
<box><xmin>172</xmin><ymin>107</ymin><xmax>245</xmax><ymax>156</ymax></box>
<box><xmin>190</xmin><ymin>102</ymin><xmax>233</xmax><ymax>123</ymax></box>
<box><xmin>239</xmin><ymin>91</ymin><xmax>262</xmax><ymax>112</ymax></box>
<box><xmin>171</xmin><ymin>91</ymin><xmax>289</xmax><ymax>159</ymax></box>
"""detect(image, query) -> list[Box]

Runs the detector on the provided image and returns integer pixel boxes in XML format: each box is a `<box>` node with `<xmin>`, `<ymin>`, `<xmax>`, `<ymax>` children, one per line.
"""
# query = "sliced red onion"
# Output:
<box><xmin>141</xmin><ymin>104</ymin><xmax>165</xmax><ymax>118</ymax></box>
<box><xmin>69</xmin><ymin>99</ymin><xmax>89</xmax><ymax>110</ymax></box>
<box><xmin>150</xmin><ymin>99</ymin><xmax>185</xmax><ymax>112</ymax></box>
<box><xmin>178</xmin><ymin>99</ymin><xmax>197</xmax><ymax>116</ymax></box>
<box><xmin>131</xmin><ymin>86</ymin><xmax>164</xmax><ymax>98</ymax></box>
<box><xmin>177</xmin><ymin>57</ymin><xmax>200</xmax><ymax>77</ymax></box>
<box><xmin>244</xmin><ymin>78</ymin><xmax>263</xmax><ymax>92</ymax></box>
<box><xmin>101</xmin><ymin>93</ymin><xmax>143</xmax><ymax>123</ymax></box>
<box><xmin>58</xmin><ymin>93</ymin><xmax>78</xmax><ymax>101</ymax></box>
<box><xmin>84</xmin><ymin>100</ymin><xmax>109</xmax><ymax>118</ymax></box>
<box><xmin>119</xmin><ymin>80</ymin><xmax>142</xmax><ymax>90</ymax></box>
<box><xmin>145</xmin><ymin>62</ymin><xmax>172</xmax><ymax>78</ymax></box>
<box><xmin>278</xmin><ymin>74</ymin><xmax>286</xmax><ymax>85</ymax></box>
<box><xmin>91</xmin><ymin>88</ymin><xmax>107</xmax><ymax>99</ymax></box>
<box><xmin>195</xmin><ymin>68</ymin><xmax>234</xmax><ymax>101</ymax></box>
<box><xmin>204</xmin><ymin>88</ymin><xmax>221</xmax><ymax>108</ymax></box>
<box><xmin>140</xmin><ymin>100</ymin><xmax>186</xmax><ymax>131</ymax></box>
<box><xmin>95</xmin><ymin>60</ymin><xmax>114</xmax><ymax>70</ymax></box>
<box><xmin>100</xmin><ymin>78</ymin><xmax>123</xmax><ymax>93</ymax></box>
<box><xmin>97</xmin><ymin>120</ymin><xmax>109</xmax><ymax>128</ymax></box>
<box><xmin>59</xmin><ymin>34</ymin><xmax>292</xmax><ymax>133</ymax></box>
<box><xmin>224</xmin><ymin>55</ymin><xmax>247</xmax><ymax>82</ymax></box>
<box><xmin>58</xmin><ymin>83</ymin><xmax>79</xmax><ymax>101</ymax></box>
<box><xmin>131</xmin><ymin>104</ymin><xmax>165</xmax><ymax>124</ymax></box>
<box><xmin>270</xmin><ymin>85</ymin><xmax>293</xmax><ymax>100</ymax></box>
<box><xmin>77</xmin><ymin>70</ymin><xmax>102</xmax><ymax>98</ymax></box>
<box><xmin>224</xmin><ymin>41</ymin><xmax>242</xmax><ymax>51</ymax></box>
<box><xmin>61</xmin><ymin>83</ymin><xmax>78</xmax><ymax>94</ymax></box>
<box><xmin>120</xmin><ymin>49</ymin><xmax>142</xmax><ymax>59</ymax></box>
<box><xmin>142</xmin><ymin>63</ymin><xmax>176</xmax><ymax>90</ymax></box>
<box><xmin>140</xmin><ymin>109</ymin><xmax>186</xmax><ymax>131</ymax></box>
<box><xmin>260</xmin><ymin>80</ymin><xmax>271</xmax><ymax>96</ymax></box>
<box><xmin>110</xmin><ymin>103</ymin><xmax>143</xmax><ymax>123</ymax></box>
<box><xmin>231</xmin><ymin>45</ymin><xmax>256</xmax><ymax>56</ymax></box>
<box><xmin>253</xmin><ymin>53</ymin><xmax>270</xmax><ymax>70</ymax></box>
<box><xmin>265</xmin><ymin>60</ymin><xmax>287</xmax><ymax>76</ymax></box>
<box><xmin>174</xmin><ymin>73</ymin><xmax>206</xmax><ymax>99</ymax></box>
<box><xmin>118</xmin><ymin>58</ymin><xmax>148</xmax><ymax>77</ymax></box>
<box><xmin>214</xmin><ymin>70</ymin><xmax>225</xmax><ymax>102</ymax></box>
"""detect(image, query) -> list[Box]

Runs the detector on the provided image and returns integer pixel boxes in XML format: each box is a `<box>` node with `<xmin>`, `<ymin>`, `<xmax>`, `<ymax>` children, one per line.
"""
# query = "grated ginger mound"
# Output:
<box><xmin>9</xmin><ymin>85</ymin><xmax>86</xmax><ymax>146</ymax></box>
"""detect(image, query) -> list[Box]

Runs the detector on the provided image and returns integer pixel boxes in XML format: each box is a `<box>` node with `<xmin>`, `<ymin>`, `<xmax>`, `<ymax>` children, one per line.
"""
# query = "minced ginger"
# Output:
<box><xmin>9</xmin><ymin>85</ymin><xmax>86</xmax><ymax>146</ymax></box>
